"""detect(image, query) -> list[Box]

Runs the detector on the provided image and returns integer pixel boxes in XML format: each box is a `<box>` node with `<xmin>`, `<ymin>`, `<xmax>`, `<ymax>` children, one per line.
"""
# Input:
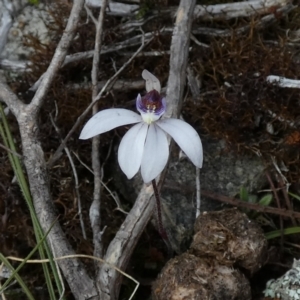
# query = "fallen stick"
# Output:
<box><xmin>201</xmin><ymin>190</ymin><xmax>300</xmax><ymax>219</ymax></box>
<box><xmin>96</xmin><ymin>0</ymin><xmax>196</xmax><ymax>299</ymax></box>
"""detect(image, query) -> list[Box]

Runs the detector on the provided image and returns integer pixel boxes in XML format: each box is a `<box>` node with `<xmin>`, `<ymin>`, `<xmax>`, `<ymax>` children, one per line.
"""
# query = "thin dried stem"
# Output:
<box><xmin>49</xmin><ymin>113</ymin><xmax>87</xmax><ymax>239</ymax></box>
<box><xmin>201</xmin><ymin>190</ymin><xmax>300</xmax><ymax>219</ymax></box>
<box><xmin>90</xmin><ymin>0</ymin><xmax>108</xmax><ymax>261</ymax></box>
<box><xmin>48</xmin><ymin>31</ymin><xmax>150</xmax><ymax>168</ymax></box>
<box><xmin>0</xmin><ymin>1</ymin><xmax>99</xmax><ymax>298</ymax></box>
<box><xmin>266</xmin><ymin>171</ymin><xmax>284</xmax><ymax>250</ymax></box>
<box><xmin>97</xmin><ymin>1</ymin><xmax>196</xmax><ymax>299</ymax></box>
<box><xmin>278</xmin><ymin>176</ymin><xmax>297</xmax><ymax>226</ymax></box>
<box><xmin>28</xmin><ymin>0</ymin><xmax>85</xmax><ymax>115</ymax></box>
<box><xmin>0</xmin><ymin>142</ymin><xmax>22</xmax><ymax>158</ymax></box>
<box><xmin>74</xmin><ymin>151</ymin><xmax>127</xmax><ymax>215</ymax></box>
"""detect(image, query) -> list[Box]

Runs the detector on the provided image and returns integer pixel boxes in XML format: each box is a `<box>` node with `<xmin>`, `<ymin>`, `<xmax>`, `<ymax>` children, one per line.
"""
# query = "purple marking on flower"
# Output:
<box><xmin>136</xmin><ymin>90</ymin><xmax>165</xmax><ymax>113</ymax></box>
<box><xmin>136</xmin><ymin>90</ymin><xmax>166</xmax><ymax>124</ymax></box>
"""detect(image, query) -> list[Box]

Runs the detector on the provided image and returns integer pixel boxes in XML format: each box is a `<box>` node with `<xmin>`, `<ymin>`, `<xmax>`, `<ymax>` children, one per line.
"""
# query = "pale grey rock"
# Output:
<box><xmin>112</xmin><ymin>135</ymin><xmax>266</xmax><ymax>253</ymax></box>
<box><xmin>1</xmin><ymin>2</ymin><xmax>53</xmax><ymax>61</ymax></box>
<box><xmin>0</xmin><ymin>0</ymin><xmax>28</xmax><ymax>55</ymax></box>
<box><xmin>160</xmin><ymin>136</ymin><xmax>266</xmax><ymax>252</ymax></box>
<box><xmin>264</xmin><ymin>259</ymin><xmax>300</xmax><ymax>300</ymax></box>
<box><xmin>0</xmin><ymin>264</ymin><xmax>12</xmax><ymax>279</ymax></box>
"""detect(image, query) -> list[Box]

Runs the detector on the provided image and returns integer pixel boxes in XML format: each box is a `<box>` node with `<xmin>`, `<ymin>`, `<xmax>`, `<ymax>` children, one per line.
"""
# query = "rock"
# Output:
<box><xmin>191</xmin><ymin>208</ymin><xmax>268</xmax><ymax>273</ymax></box>
<box><xmin>157</xmin><ymin>135</ymin><xmax>266</xmax><ymax>253</ymax></box>
<box><xmin>152</xmin><ymin>253</ymin><xmax>251</xmax><ymax>300</ymax></box>
<box><xmin>152</xmin><ymin>209</ymin><xmax>267</xmax><ymax>300</ymax></box>
<box><xmin>112</xmin><ymin>135</ymin><xmax>267</xmax><ymax>253</ymax></box>
<box><xmin>1</xmin><ymin>2</ymin><xmax>53</xmax><ymax>61</ymax></box>
<box><xmin>264</xmin><ymin>259</ymin><xmax>300</xmax><ymax>300</ymax></box>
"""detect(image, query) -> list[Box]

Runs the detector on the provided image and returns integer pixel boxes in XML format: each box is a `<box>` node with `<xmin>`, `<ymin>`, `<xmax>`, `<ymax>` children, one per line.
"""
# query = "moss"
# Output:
<box><xmin>185</xmin><ymin>25</ymin><xmax>300</xmax><ymax>181</ymax></box>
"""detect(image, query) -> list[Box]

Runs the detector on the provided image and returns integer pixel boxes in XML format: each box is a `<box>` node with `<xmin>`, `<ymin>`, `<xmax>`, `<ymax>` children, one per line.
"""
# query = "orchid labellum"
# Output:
<box><xmin>79</xmin><ymin>70</ymin><xmax>203</xmax><ymax>183</ymax></box>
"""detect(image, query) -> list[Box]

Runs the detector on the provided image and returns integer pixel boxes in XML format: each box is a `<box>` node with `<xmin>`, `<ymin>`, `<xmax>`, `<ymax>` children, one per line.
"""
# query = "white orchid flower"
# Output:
<box><xmin>79</xmin><ymin>70</ymin><xmax>203</xmax><ymax>183</ymax></box>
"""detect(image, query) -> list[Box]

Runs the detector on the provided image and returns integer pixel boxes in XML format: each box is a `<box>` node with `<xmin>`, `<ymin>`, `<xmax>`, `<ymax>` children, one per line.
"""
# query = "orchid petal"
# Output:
<box><xmin>79</xmin><ymin>108</ymin><xmax>142</xmax><ymax>139</ymax></box>
<box><xmin>141</xmin><ymin>124</ymin><xmax>169</xmax><ymax>183</ymax></box>
<box><xmin>142</xmin><ymin>69</ymin><xmax>161</xmax><ymax>93</ymax></box>
<box><xmin>118</xmin><ymin>123</ymin><xmax>148</xmax><ymax>179</ymax></box>
<box><xmin>156</xmin><ymin>118</ymin><xmax>203</xmax><ymax>168</ymax></box>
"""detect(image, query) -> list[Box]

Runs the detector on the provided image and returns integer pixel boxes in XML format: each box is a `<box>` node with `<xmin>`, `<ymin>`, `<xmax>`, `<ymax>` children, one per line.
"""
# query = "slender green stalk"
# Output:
<box><xmin>0</xmin><ymin>220</ymin><xmax>56</xmax><ymax>292</ymax></box>
<box><xmin>0</xmin><ymin>255</ymin><xmax>35</xmax><ymax>300</ymax></box>
<box><xmin>266</xmin><ymin>227</ymin><xmax>300</xmax><ymax>240</ymax></box>
<box><xmin>0</xmin><ymin>104</ymin><xmax>63</xmax><ymax>299</ymax></box>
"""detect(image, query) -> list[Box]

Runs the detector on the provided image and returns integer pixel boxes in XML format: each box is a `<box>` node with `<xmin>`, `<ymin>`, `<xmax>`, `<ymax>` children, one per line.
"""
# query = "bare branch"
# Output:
<box><xmin>85</xmin><ymin>0</ymin><xmax>139</xmax><ymax>16</ymax></box>
<box><xmin>66</xmin><ymin>79</ymin><xmax>145</xmax><ymax>92</ymax></box>
<box><xmin>0</xmin><ymin>59</ymin><xmax>28</xmax><ymax>72</ymax></box>
<box><xmin>0</xmin><ymin>77</ymin><xmax>24</xmax><ymax>117</ymax></box>
<box><xmin>47</xmin><ymin>33</ymin><xmax>150</xmax><ymax>168</ymax></box>
<box><xmin>193</xmin><ymin>0</ymin><xmax>289</xmax><ymax>21</ymax></box>
<box><xmin>49</xmin><ymin>113</ymin><xmax>87</xmax><ymax>239</ymax></box>
<box><xmin>29</xmin><ymin>34</ymin><xmax>154</xmax><ymax>93</ymax></box>
<box><xmin>0</xmin><ymin>141</ymin><xmax>22</xmax><ymax>158</ymax></box>
<box><xmin>165</xmin><ymin>1</ymin><xmax>195</xmax><ymax>119</ymax></box>
<box><xmin>28</xmin><ymin>0</ymin><xmax>86</xmax><ymax>115</ymax></box>
<box><xmin>267</xmin><ymin>75</ymin><xmax>300</xmax><ymax>88</ymax></box>
<box><xmin>90</xmin><ymin>0</ymin><xmax>108</xmax><ymax>261</ymax></box>
<box><xmin>0</xmin><ymin>1</ymin><xmax>99</xmax><ymax>298</ymax></box>
<box><xmin>96</xmin><ymin>1</ymin><xmax>196</xmax><ymax>299</ymax></box>
<box><xmin>97</xmin><ymin>183</ymin><xmax>156</xmax><ymax>300</ymax></box>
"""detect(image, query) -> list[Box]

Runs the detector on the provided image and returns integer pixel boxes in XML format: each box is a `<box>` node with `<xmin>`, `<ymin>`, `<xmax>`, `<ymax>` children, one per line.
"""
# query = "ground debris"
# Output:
<box><xmin>192</xmin><ymin>208</ymin><xmax>268</xmax><ymax>273</ymax></box>
<box><xmin>152</xmin><ymin>209</ymin><xmax>268</xmax><ymax>300</ymax></box>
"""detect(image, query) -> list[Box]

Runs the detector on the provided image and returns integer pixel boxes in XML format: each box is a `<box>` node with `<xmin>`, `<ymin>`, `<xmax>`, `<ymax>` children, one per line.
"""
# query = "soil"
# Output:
<box><xmin>1</xmin><ymin>1</ymin><xmax>300</xmax><ymax>299</ymax></box>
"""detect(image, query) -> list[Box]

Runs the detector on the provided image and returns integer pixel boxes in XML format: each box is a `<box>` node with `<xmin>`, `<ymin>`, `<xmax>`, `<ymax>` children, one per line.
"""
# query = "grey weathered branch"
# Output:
<box><xmin>28</xmin><ymin>1</ymin><xmax>84</xmax><ymax>114</ymax></box>
<box><xmin>192</xmin><ymin>0</ymin><xmax>289</xmax><ymax>20</ymax></box>
<box><xmin>85</xmin><ymin>0</ymin><xmax>139</xmax><ymax>15</ymax></box>
<box><xmin>267</xmin><ymin>75</ymin><xmax>300</xmax><ymax>88</ymax></box>
<box><xmin>90</xmin><ymin>0</ymin><xmax>108</xmax><ymax>262</ymax></box>
<box><xmin>49</xmin><ymin>113</ymin><xmax>87</xmax><ymax>239</ymax></box>
<box><xmin>28</xmin><ymin>34</ymin><xmax>154</xmax><ymax>92</ymax></box>
<box><xmin>47</xmin><ymin>34</ymin><xmax>151</xmax><ymax>168</ymax></box>
<box><xmin>0</xmin><ymin>59</ymin><xmax>28</xmax><ymax>72</ymax></box>
<box><xmin>96</xmin><ymin>1</ymin><xmax>196</xmax><ymax>299</ymax></box>
<box><xmin>67</xmin><ymin>79</ymin><xmax>145</xmax><ymax>92</ymax></box>
<box><xmin>192</xmin><ymin>3</ymin><xmax>294</xmax><ymax>36</ymax></box>
<box><xmin>0</xmin><ymin>1</ymin><xmax>98</xmax><ymax>299</ymax></box>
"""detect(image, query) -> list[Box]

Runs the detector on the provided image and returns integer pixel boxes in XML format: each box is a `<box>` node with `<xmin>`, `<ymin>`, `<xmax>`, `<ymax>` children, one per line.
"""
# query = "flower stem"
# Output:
<box><xmin>151</xmin><ymin>179</ymin><xmax>173</xmax><ymax>255</ymax></box>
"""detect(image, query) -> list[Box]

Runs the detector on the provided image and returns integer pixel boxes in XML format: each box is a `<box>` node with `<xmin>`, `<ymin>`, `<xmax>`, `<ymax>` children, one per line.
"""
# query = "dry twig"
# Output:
<box><xmin>201</xmin><ymin>190</ymin><xmax>300</xmax><ymax>219</ymax></box>
<box><xmin>0</xmin><ymin>1</ymin><xmax>98</xmax><ymax>298</ymax></box>
<box><xmin>47</xmin><ymin>32</ymin><xmax>151</xmax><ymax>168</ymax></box>
<box><xmin>90</xmin><ymin>0</ymin><xmax>108</xmax><ymax>261</ymax></box>
<box><xmin>96</xmin><ymin>1</ymin><xmax>196</xmax><ymax>299</ymax></box>
<box><xmin>49</xmin><ymin>113</ymin><xmax>87</xmax><ymax>239</ymax></box>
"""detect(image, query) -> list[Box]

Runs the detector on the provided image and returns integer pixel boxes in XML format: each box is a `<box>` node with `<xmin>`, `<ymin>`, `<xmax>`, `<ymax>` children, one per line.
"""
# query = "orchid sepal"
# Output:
<box><xmin>118</xmin><ymin>122</ymin><xmax>148</xmax><ymax>179</ymax></box>
<box><xmin>79</xmin><ymin>108</ymin><xmax>142</xmax><ymax>140</ymax></box>
<box><xmin>141</xmin><ymin>123</ymin><xmax>169</xmax><ymax>183</ymax></box>
<box><xmin>156</xmin><ymin>118</ymin><xmax>203</xmax><ymax>168</ymax></box>
<box><xmin>79</xmin><ymin>69</ymin><xmax>203</xmax><ymax>184</ymax></box>
<box><xmin>142</xmin><ymin>69</ymin><xmax>161</xmax><ymax>93</ymax></box>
